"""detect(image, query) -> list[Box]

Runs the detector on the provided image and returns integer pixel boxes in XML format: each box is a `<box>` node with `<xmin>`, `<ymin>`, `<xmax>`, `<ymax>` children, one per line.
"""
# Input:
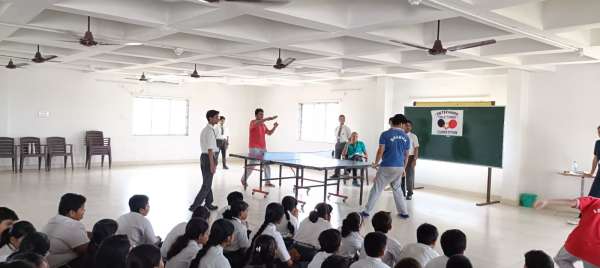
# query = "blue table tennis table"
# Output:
<box><xmin>230</xmin><ymin>151</ymin><xmax>371</xmax><ymax>205</ymax></box>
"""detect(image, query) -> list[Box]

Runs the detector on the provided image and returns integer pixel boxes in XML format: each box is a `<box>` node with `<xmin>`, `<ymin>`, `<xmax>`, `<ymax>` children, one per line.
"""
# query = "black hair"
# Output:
<box><xmin>390</xmin><ymin>114</ymin><xmax>408</xmax><ymax>126</ymax></box>
<box><xmin>446</xmin><ymin>255</ymin><xmax>472</xmax><ymax>268</ymax></box>
<box><xmin>406</xmin><ymin>120</ymin><xmax>413</xmax><ymax>125</ymax></box>
<box><xmin>0</xmin><ymin>261</ymin><xmax>35</xmax><ymax>268</ymax></box>
<box><xmin>309</xmin><ymin>203</ymin><xmax>332</xmax><ymax>223</ymax></box>
<box><xmin>524</xmin><ymin>250</ymin><xmax>554</xmax><ymax>268</ymax></box>
<box><xmin>245</xmin><ymin>203</ymin><xmax>284</xmax><ymax>263</ymax></box>
<box><xmin>6</xmin><ymin>252</ymin><xmax>45</xmax><ymax>267</ymax></box>
<box><xmin>128</xmin><ymin>195</ymin><xmax>149</xmax><ymax>213</ymax></box>
<box><xmin>440</xmin><ymin>229</ymin><xmax>466</xmax><ymax>257</ymax></box>
<box><xmin>190</xmin><ymin>219</ymin><xmax>235</xmax><ymax>268</ymax></box>
<box><xmin>0</xmin><ymin>221</ymin><xmax>36</xmax><ymax>248</ymax></box>
<box><xmin>126</xmin><ymin>244</ymin><xmax>162</xmax><ymax>268</ymax></box>
<box><xmin>91</xmin><ymin>219</ymin><xmax>119</xmax><ymax>246</ymax></box>
<box><xmin>219</xmin><ymin>116</ymin><xmax>226</xmax><ymax>120</ymax></box>
<box><xmin>94</xmin><ymin>235</ymin><xmax>131</xmax><ymax>268</ymax></box>
<box><xmin>364</xmin><ymin>232</ymin><xmax>387</xmax><ymax>258</ymax></box>
<box><xmin>0</xmin><ymin>207</ymin><xmax>18</xmax><ymax>222</ymax></box>
<box><xmin>318</xmin><ymin>229</ymin><xmax>341</xmax><ymax>253</ymax></box>
<box><xmin>281</xmin><ymin>196</ymin><xmax>297</xmax><ymax>235</ymax></box>
<box><xmin>416</xmin><ymin>223</ymin><xmax>438</xmax><ymax>245</ymax></box>
<box><xmin>339</xmin><ymin>114</ymin><xmax>345</xmax><ymax>118</ymax></box>
<box><xmin>167</xmin><ymin>218</ymin><xmax>209</xmax><ymax>260</ymax></box>
<box><xmin>394</xmin><ymin>258</ymin><xmax>421</xmax><ymax>268</ymax></box>
<box><xmin>223</xmin><ymin>200</ymin><xmax>249</xmax><ymax>220</ymax></box>
<box><xmin>13</xmin><ymin>232</ymin><xmax>49</xmax><ymax>257</ymax></box>
<box><xmin>341</xmin><ymin>212</ymin><xmax>361</xmax><ymax>237</ymax></box>
<box><xmin>247</xmin><ymin>235</ymin><xmax>277</xmax><ymax>268</ymax></box>
<box><xmin>58</xmin><ymin>193</ymin><xmax>86</xmax><ymax>216</ymax></box>
<box><xmin>206</xmin><ymin>110</ymin><xmax>220</xmax><ymax>121</ymax></box>
<box><xmin>372</xmin><ymin>211</ymin><xmax>392</xmax><ymax>233</ymax></box>
<box><xmin>321</xmin><ymin>255</ymin><xmax>350</xmax><ymax>268</ymax></box>
<box><xmin>227</xmin><ymin>191</ymin><xmax>244</xmax><ymax>205</ymax></box>
<box><xmin>255</xmin><ymin>108</ymin><xmax>264</xmax><ymax>116</ymax></box>
<box><xmin>191</xmin><ymin>206</ymin><xmax>210</xmax><ymax>221</ymax></box>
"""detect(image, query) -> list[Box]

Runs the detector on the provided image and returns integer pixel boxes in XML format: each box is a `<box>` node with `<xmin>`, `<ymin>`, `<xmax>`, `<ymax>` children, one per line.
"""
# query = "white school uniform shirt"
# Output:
<box><xmin>116</xmin><ymin>212</ymin><xmax>159</xmax><ymax>247</ymax></box>
<box><xmin>166</xmin><ymin>240</ymin><xmax>202</xmax><ymax>268</ymax></box>
<box><xmin>198</xmin><ymin>245</ymin><xmax>231</xmax><ymax>268</ymax></box>
<box><xmin>224</xmin><ymin>217</ymin><xmax>251</xmax><ymax>252</ymax></box>
<box><xmin>161</xmin><ymin>222</ymin><xmax>187</xmax><ymax>258</ymax></box>
<box><xmin>334</xmin><ymin>125</ymin><xmax>352</xmax><ymax>143</ymax></box>
<box><xmin>260</xmin><ymin>223</ymin><xmax>291</xmax><ymax>262</ymax></box>
<box><xmin>424</xmin><ymin>255</ymin><xmax>449</xmax><ymax>268</ymax></box>
<box><xmin>201</xmin><ymin>124</ymin><xmax>219</xmax><ymax>154</ymax></box>
<box><xmin>0</xmin><ymin>244</ymin><xmax>15</xmax><ymax>262</ymax></box>
<box><xmin>350</xmin><ymin>256</ymin><xmax>390</xmax><ymax>268</ymax></box>
<box><xmin>42</xmin><ymin>215</ymin><xmax>90</xmax><ymax>268</ymax></box>
<box><xmin>339</xmin><ymin>231</ymin><xmax>363</xmax><ymax>258</ymax></box>
<box><xmin>407</xmin><ymin>132</ymin><xmax>419</xmax><ymax>156</ymax></box>
<box><xmin>276</xmin><ymin>211</ymin><xmax>299</xmax><ymax>238</ymax></box>
<box><xmin>215</xmin><ymin>124</ymin><xmax>228</xmax><ymax>140</ymax></box>
<box><xmin>294</xmin><ymin>217</ymin><xmax>332</xmax><ymax>248</ymax></box>
<box><xmin>307</xmin><ymin>252</ymin><xmax>332</xmax><ymax>268</ymax></box>
<box><xmin>397</xmin><ymin>243</ymin><xmax>439</xmax><ymax>267</ymax></box>
<box><xmin>360</xmin><ymin>234</ymin><xmax>403</xmax><ymax>267</ymax></box>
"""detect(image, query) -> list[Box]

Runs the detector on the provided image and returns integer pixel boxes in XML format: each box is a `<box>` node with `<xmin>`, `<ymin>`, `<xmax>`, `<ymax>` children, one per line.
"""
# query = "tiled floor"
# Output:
<box><xmin>0</xmin><ymin>162</ymin><xmax>582</xmax><ymax>268</ymax></box>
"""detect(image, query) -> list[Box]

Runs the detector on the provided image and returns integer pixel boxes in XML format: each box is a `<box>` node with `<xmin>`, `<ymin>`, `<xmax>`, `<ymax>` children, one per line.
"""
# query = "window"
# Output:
<box><xmin>132</xmin><ymin>96</ymin><xmax>189</xmax><ymax>136</ymax></box>
<box><xmin>298</xmin><ymin>102</ymin><xmax>340</xmax><ymax>142</ymax></box>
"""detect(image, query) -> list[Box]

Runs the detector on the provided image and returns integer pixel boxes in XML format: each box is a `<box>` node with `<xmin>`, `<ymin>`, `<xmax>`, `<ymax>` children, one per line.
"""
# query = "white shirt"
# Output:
<box><xmin>215</xmin><ymin>124</ymin><xmax>228</xmax><ymax>140</ymax></box>
<box><xmin>407</xmin><ymin>132</ymin><xmax>419</xmax><ymax>156</ymax></box>
<box><xmin>197</xmin><ymin>245</ymin><xmax>230</xmax><ymax>268</ymax></box>
<box><xmin>201</xmin><ymin>124</ymin><xmax>219</xmax><ymax>154</ymax></box>
<box><xmin>162</xmin><ymin>222</ymin><xmax>187</xmax><ymax>258</ymax></box>
<box><xmin>42</xmin><ymin>215</ymin><xmax>90</xmax><ymax>268</ymax></box>
<box><xmin>294</xmin><ymin>217</ymin><xmax>332</xmax><ymax>248</ymax></box>
<box><xmin>334</xmin><ymin>125</ymin><xmax>352</xmax><ymax>143</ymax></box>
<box><xmin>397</xmin><ymin>243</ymin><xmax>439</xmax><ymax>267</ymax></box>
<box><xmin>339</xmin><ymin>232</ymin><xmax>363</xmax><ymax>258</ymax></box>
<box><xmin>0</xmin><ymin>244</ymin><xmax>15</xmax><ymax>262</ymax></box>
<box><xmin>116</xmin><ymin>212</ymin><xmax>159</xmax><ymax>247</ymax></box>
<box><xmin>360</xmin><ymin>234</ymin><xmax>403</xmax><ymax>267</ymax></box>
<box><xmin>424</xmin><ymin>255</ymin><xmax>449</xmax><ymax>268</ymax></box>
<box><xmin>224</xmin><ymin>218</ymin><xmax>251</xmax><ymax>252</ymax></box>
<box><xmin>276</xmin><ymin>211</ymin><xmax>299</xmax><ymax>238</ymax></box>
<box><xmin>260</xmin><ymin>223</ymin><xmax>291</xmax><ymax>262</ymax></box>
<box><xmin>307</xmin><ymin>252</ymin><xmax>332</xmax><ymax>268</ymax></box>
<box><xmin>166</xmin><ymin>240</ymin><xmax>202</xmax><ymax>268</ymax></box>
<box><xmin>350</xmin><ymin>256</ymin><xmax>390</xmax><ymax>268</ymax></box>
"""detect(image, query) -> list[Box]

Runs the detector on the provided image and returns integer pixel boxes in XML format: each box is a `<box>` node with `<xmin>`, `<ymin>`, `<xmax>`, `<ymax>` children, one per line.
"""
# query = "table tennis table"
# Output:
<box><xmin>230</xmin><ymin>151</ymin><xmax>371</xmax><ymax>205</ymax></box>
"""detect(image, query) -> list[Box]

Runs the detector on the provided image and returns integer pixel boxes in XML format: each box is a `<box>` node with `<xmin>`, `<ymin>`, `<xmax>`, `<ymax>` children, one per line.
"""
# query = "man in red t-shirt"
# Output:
<box><xmin>240</xmin><ymin>108</ymin><xmax>279</xmax><ymax>188</ymax></box>
<box><xmin>535</xmin><ymin>197</ymin><xmax>600</xmax><ymax>268</ymax></box>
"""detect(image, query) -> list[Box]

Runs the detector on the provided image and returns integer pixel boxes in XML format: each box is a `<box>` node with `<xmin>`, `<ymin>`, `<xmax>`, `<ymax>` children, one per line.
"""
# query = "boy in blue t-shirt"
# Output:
<box><xmin>361</xmin><ymin>114</ymin><xmax>411</xmax><ymax>218</ymax></box>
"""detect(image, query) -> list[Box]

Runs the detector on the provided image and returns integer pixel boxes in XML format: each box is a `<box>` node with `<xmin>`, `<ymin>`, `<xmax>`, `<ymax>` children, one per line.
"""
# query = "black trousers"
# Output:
<box><xmin>217</xmin><ymin>139</ymin><xmax>228</xmax><ymax>167</ymax></box>
<box><xmin>333</xmin><ymin>142</ymin><xmax>346</xmax><ymax>176</ymax></box>
<box><xmin>191</xmin><ymin>153</ymin><xmax>218</xmax><ymax>209</ymax></box>
<box><xmin>590</xmin><ymin>169</ymin><xmax>600</xmax><ymax>197</ymax></box>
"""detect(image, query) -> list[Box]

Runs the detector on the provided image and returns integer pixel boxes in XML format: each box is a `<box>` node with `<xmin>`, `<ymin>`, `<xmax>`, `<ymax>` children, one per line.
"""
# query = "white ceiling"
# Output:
<box><xmin>1</xmin><ymin>0</ymin><xmax>600</xmax><ymax>84</ymax></box>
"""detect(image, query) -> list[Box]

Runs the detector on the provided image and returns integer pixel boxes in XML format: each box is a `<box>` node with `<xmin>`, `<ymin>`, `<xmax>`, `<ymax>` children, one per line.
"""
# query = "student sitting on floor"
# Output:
<box><xmin>6</xmin><ymin>252</ymin><xmax>48</xmax><ymax>268</ymax></box>
<box><xmin>83</xmin><ymin>219</ymin><xmax>119</xmax><ymax>268</ymax></box>
<box><xmin>190</xmin><ymin>219</ymin><xmax>235</xmax><ymax>268</ymax></box>
<box><xmin>126</xmin><ymin>244</ymin><xmax>164</xmax><ymax>268</ymax></box>
<box><xmin>117</xmin><ymin>195</ymin><xmax>161</xmax><ymax>247</ymax></box>
<box><xmin>245</xmin><ymin>235</ymin><xmax>277</xmax><ymax>268</ymax></box>
<box><xmin>339</xmin><ymin>212</ymin><xmax>363</xmax><ymax>259</ymax></box>
<box><xmin>223</xmin><ymin>201</ymin><xmax>251</xmax><ymax>268</ymax></box>
<box><xmin>0</xmin><ymin>221</ymin><xmax>36</xmax><ymax>262</ymax></box>
<box><xmin>445</xmin><ymin>255</ymin><xmax>472</xmax><ymax>268</ymax></box>
<box><xmin>93</xmin><ymin>234</ymin><xmax>131</xmax><ymax>268</ymax></box>
<box><xmin>308</xmin><ymin>229</ymin><xmax>342</xmax><ymax>268</ymax></box>
<box><xmin>361</xmin><ymin>211</ymin><xmax>403</xmax><ymax>267</ymax></box>
<box><xmin>42</xmin><ymin>193</ymin><xmax>90</xmax><ymax>268</ymax></box>
<box><xmin>276</xmin><ymin>196</ymin><xmax>299</xmax><ymax>243</ymax></box>
<box><xmin>398</xmin><ymin>223</ymin><xmax>439</xmax><ymax>267</ymax></box>
<box><xmin>395</xmin><ymin>258</ymin><xmax>422</xmax><ymax>268</ymax></box>
<box><xmin>165</xmin><ymin>218</ymin><xmax>209</xmax><ymax>268</ymax></box>
<box><xmin>217</xmin><ymin>192</ymin><xmax>244</xmax><ymax>220</ymax></box>
<box><xmin>524</xmin><ymin>250</ymin><xmax>554</xmax><ymax>268</ymax></box>
<box><xmin>294</xmin><ymin>203</ymin><xmax>333</xmax><ymax>260</ymax></box>
<box><xmin>350</xmin><ymin>232</ymin><xmax>389</xmax><ymax>268</ymax></box>
<box><xmin>248</xmin><ymin>203</ymin><xmax>293</xmax><ymax>267</ymax></box>
<box><xmin>8</xmin><ymin>232</ymin><xmax>50</xmax><ymax>259</ymax></box>
<box><xmin>321</xmin><ymin>255</ymin><xmax>350</xmax><ymax>268</ymax></box>
<box><xmin>425</xmin><ymin>229</ymin><xmax>466</xmax><ymax>268</ymax></box>
<box><xmin>0</xmin><ymin>208</ymin><xmax>19</xmax><ymax>241</ymax></box>
<box><xmin>161</xmin><ymin>206</ymin><xmax>210</xmax><ymax>259</ymax></box>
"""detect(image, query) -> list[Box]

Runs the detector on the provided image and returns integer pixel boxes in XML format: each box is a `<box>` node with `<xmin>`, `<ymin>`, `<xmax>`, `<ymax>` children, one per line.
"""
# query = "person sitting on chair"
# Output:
<box><xmin>342</xmin><ymin>132</ymin><xmax>368</xmax><ymax>187</ymax></box>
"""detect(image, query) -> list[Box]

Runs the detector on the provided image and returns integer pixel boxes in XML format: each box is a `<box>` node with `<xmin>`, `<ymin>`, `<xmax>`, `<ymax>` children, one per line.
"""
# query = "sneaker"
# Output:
<box><xmin>398</xmin><ymin>213</ymin><xmax>410</xmax><ymax>219</ymax></box>
<box><xmin>359</xmin><ymin>211</ymin><xmax>370</xmax><ymax>218</ymax></box>
<box><xmin>205</xmin><ymin>204</ymin><xmax>219</xmax><ymax>211</ymax></box>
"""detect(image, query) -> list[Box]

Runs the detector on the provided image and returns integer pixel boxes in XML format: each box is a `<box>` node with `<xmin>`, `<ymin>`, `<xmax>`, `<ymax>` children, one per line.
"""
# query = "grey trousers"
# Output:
<box><xmin>334</xmin><ymin>142</ymin><xmax>346</xmax><ymax>176</ymax></box>
<box><xmin>555</xmin><ymin>246</ymin><xmax>598</xmax><ymax>268</ymax></box>
<box><xmin>364</xmin><ymin>166</ymin><xmax>408</xmax><ymax>215</ymax></box>
<box><xmin>401</xmin><ymin>156</ymin><xmax>416</xmax><ymax>197</ymax></box>
<box><xmin>241</xmin><ymin>148</ymin><xmax>271</xmax><ymax>182</ymax></box>
<box><xmin>191</xmin><ymin>153</ymin><xmax>218</xmax><ymax>209</ymax></box>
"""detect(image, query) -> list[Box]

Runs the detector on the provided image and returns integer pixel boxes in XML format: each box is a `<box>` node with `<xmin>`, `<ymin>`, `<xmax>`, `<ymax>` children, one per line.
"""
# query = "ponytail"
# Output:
<box><xmin>222</xmin><ymin>201</ymin><xmax>249</xmax><ymax>220</ymax></box>
<box><xmin>309</xmin><ymin>203</ymin><xmax>332</xmax><ymax>223</ymax></box>
<box><xmin>167</xmin><ymin>218</ymin><xmax>209</xmax><ymax>260</ymax></box>
<box><xmin>126</xmin><ymin>244</ymin><xmax>161</xmax><ymax>268</ymax></box>
<box><xmin>341</xmin><ymin>212</ymin><xmax>361</xmax><ymax>238</ymax></box>
<box><xmin>0</xmin><ymin>221</ymin><xmax>35</xmax><ymax>248</ymax></box>
<box><xmin>247</xmin><ymin>235</ymin><xmax>277</xmax><ymax>268</ymax></box>
<box><xmin>281</xmin><ymin>196</ymin><xmax>297</xmax><ymax>235</ymax></box>
<box><xmin>244</xmin><ymin>203</ymin><xmax>284</xmax><ymax>264</ymax></box>
<box><xmin>189</xmin><ymin>219</ymin><xmax>234</xmax><ymax>268</ymax></box>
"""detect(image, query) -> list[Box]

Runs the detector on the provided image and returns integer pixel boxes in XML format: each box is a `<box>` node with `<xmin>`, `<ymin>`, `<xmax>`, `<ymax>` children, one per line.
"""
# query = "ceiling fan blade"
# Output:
<box><xmin>447</xmin><ymin>39</ymin><xmax>496</xmax><ymax>51</ymax></box>
<box><xmin>242</xmin><ymin>63</ymin><xmax>274</xmax><ymax>66</ymax></box>
<box><xmin>282</xmin><ymin>57</ymin><xmax>296</xmax><ymax>66</ymax></box>
<box><xmin>97</xmin><ymin>42</ymin><xmax>122</xmax><ymax>46</ymax></box>
<box><xmin>15</xmin><ymin>63</ymin><xmax>28</xmax><ymax>68</ymax></box>
<box><xmin>44</xmin><ymin>55</ymin><xmax>58</xmax><ymax>61</ymax></box>
<box><xmin>59</xmin><ymin>40</ymin><xmax>81</xmax><ymax>43</ymax></box>
<box><xmin>0</xmin><ymin>55</ymin><xmax>29</xmax><ymax>60</ymax></box>
<box><xmin>198</xmin><ymin>75</ymin><xmax>224</xmax><ymax>78</ymax></box>
<box><xmin>389</xmin><ymin>40</ymin><xmax>430</xmax><ymax>50</ymax></box>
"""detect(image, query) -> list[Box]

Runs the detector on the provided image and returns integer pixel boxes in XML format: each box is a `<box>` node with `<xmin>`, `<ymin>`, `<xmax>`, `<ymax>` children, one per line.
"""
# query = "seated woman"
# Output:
<box><xmin>342</xmin><ymin>132</ymin><xmax>368</xmax><ymax>187</ymax></box>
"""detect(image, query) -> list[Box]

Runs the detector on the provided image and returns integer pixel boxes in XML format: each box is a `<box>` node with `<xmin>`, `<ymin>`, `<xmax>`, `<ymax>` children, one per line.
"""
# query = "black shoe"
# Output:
<box><xmin>352</xmin><ymin>180</ymin><xmax>360</xmax><ymax>187</ymax></box>
<box><xmin>205</xmin><ymin>204</ymin><xmax>218</xmax><ymax>211</ymax></box>
<box><xmin>188</xmin><ymin>205</ymin><xmax>196</xmax><ymax>212</ymax></box>
<box><xmin>406</xmin><ymin>196</ymin><xmax>412</xmax><ymax>200</ymax></box>
<box><xmin>223</xmin><ymin>166</ymin><xmax>229</xmax><ymax>170</ymax></box>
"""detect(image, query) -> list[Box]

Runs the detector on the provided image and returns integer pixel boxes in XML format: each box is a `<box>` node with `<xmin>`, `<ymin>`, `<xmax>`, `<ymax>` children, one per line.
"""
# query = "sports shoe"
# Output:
<box><xmin>205</xmin><ymin>204</ymin><xmax>219</xmax><ymax>211</ymax></box>
<box><xmin>398</xmin><ymin>213</ymin><xmax>410</xmax><ymax>219</ymax></box>
<box><xmin>359</xmin><ymin>211</ymin><xmax>370</xmax><ymax>218</ymax></box>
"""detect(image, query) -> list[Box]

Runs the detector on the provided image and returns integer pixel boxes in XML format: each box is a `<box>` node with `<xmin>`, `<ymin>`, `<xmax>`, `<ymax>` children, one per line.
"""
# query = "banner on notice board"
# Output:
<box><xmin>431</xmin><ymin>110</ymin><xmax>464</xmax><ymax>136</ymax></box>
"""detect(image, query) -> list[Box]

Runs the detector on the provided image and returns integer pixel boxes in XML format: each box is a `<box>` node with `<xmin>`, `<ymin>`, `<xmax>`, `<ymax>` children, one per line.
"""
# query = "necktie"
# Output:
<box><xmin>337</xmin><ymin>126</ymin><xmax>342</xmax><ymax>141</ymax></box>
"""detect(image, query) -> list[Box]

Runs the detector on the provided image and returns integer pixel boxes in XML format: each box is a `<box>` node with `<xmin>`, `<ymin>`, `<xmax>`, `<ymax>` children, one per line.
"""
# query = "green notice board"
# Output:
<box><xmin>404</xmin><ymin>106</ymin><xmax>505</xmax><ymax>168</ymax></box>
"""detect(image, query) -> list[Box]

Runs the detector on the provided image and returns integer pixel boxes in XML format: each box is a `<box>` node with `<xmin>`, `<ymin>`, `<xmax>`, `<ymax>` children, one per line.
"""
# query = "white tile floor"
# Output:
<box><xmin>0</xmin><ymin>162</ymin><xmax>583</xmax><ymax>267</ymax></box>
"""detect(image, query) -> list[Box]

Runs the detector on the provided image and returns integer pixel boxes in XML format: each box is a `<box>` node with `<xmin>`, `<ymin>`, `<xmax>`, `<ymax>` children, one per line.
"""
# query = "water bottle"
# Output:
<box><xmin>572</xmin><ymin>161</ymin><xmax>579</xmax><ymax>173</ymax></box>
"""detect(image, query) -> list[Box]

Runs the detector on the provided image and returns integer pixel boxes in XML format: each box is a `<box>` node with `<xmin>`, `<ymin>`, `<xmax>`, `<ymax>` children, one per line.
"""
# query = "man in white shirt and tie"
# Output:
<box><xmin>190</xmin><ymin>110</ymin><xmax>220</xmax><ymax>212</ymax></box>
<box><xmin>215</xmin><ymin>116</ymin><xmax>229</xmax><ymax>170</ymax></box>
<box><xmin>333</xmin><ymin>114</ymin><xmax>351</xmax><ymax>178</ymax></box>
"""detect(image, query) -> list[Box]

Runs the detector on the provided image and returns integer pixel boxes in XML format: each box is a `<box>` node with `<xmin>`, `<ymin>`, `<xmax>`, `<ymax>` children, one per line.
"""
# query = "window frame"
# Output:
<box><xmin>298</xmin><ymin>101</ymin><xmax>340</xmax><ymax>143</ymax></box>
<box><xmin>132</xmin><ymin>96</ymin><xmax>190</xmax><ymax>136</ymax></box>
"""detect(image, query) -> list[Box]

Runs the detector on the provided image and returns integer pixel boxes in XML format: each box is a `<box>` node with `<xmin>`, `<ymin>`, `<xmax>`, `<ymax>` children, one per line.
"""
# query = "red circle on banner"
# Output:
<box><xmin>448</xmin><ymin>119</ymin><xmax>458</xmax><ymax>129</ymax></box>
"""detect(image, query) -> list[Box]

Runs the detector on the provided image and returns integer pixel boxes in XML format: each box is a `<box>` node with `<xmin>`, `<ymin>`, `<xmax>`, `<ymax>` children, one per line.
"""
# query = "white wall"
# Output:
<box><xmin>0</xmin><ymin>86</ymin><xmax>7</xmax><ymax>136</ymax></box>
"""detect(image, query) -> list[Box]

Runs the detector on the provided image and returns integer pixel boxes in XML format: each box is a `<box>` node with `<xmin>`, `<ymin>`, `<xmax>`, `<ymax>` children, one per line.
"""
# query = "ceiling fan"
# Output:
<box><xmin>245</xmin><ymin>48</ymin><xmax>296</xmax><ymax>70</ymax></box>
<box><xmin>390</xmin><ymin>20</ymin><xmax>496</xmax><ymax>55</ymax></box>
<box><xmin>178</xmin><ymin>64</ymin><xmax>223</xmax><ymax>79</ymax></box>
<box><xmin>5</xmin><ymin>58</ymin><xmax>27</xmax><ymax>69</ymax></box>
<box><xmin>0</xmin><ymin>45</ymin><xmax>58</xmax><ymax>64</ymax></box>
<box><xmin>200</xmin><ymin>0</ymin><xmax>290</xmax><ymax>3</ymax></box>
<box><xmin>61</xmin><ymin>16</ymin><xmax>142</xmax><ymax>47</ymax></box>
<box><xmin>125</xmin><ymin>72</ymin><xmax>180</xmax><ymax>85</ymax></box>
